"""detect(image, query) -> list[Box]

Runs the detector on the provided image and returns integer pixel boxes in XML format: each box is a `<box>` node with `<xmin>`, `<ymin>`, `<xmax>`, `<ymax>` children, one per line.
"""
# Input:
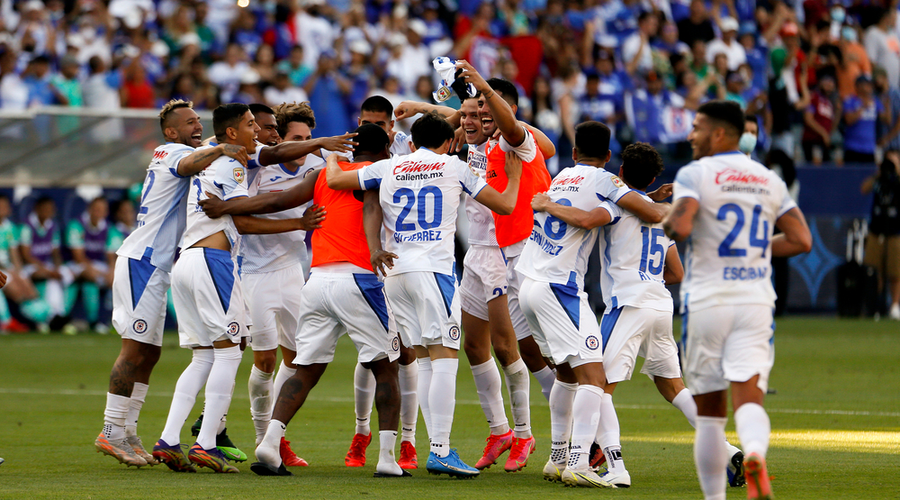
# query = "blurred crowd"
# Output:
<box><xmin>2</xmin><ymin>0</ymin><xmax>900</xmax><ymax>169</ymax></box>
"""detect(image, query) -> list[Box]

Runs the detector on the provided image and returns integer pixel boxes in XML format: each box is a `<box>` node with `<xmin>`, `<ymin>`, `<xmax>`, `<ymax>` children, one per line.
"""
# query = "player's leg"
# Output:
<box><xmin>249</xmin><ymin>348</ymin><xmax>277</xmax><ymax>443</ymax></box>
<box><xmin>560</xmin><ymin>361</ymin><xmax>614</xmax><ymax>488</ymax></box>
<box><xmin>364</xmin><ymin>351</ymin><xmax>407</xmax><ymax>478</ymax></box>
<box><xmin>348</xmin><ymin>362</ymin><xmax>376</xmax><ymax>466</ymax></box>
<box><xmin>506</xmin><ymin>260</ymin><xmax>555</xmax><ymax>400</ymax></box>
<box><xmin>275</xmin><ymin>345</ymin><xmax>305</xmax><ymax>466</ymax></box>
<box><xmin>396</xmin><ymin>343</ymin><xmax>418</xmax><ymax>469</ymax></box>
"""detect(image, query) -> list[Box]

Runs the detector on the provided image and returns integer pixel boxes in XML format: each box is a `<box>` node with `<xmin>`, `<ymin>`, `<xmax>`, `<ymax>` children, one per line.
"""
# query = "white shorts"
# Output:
<box><xmin>293</xmin><ymin>268</ymin><xmax>401</xmax><ymax>365</ymax></box>
<box><xmin>243</xmin><ymin>264</ymin><xmax>304</xmax><ymax>352</ymax></box>
<box><xmin>171</xmin><ymin>247</ymin><xmax>248</xmax><ymax>349</ymax></box>
<box><xmin>519</xmin><ymin>277</ymin><xmax>603</xmax><ymax>368</ymax></box>
<box><xmin>682</xmin><ymin>304</ymin><xmax>774</xmax><ymax>395</ymax></box>
<box><xmin>502</xmin><ymin>242</ymin><xmax>533</xmax><ymax>341</ymax></box>
<box><xmin>384</xmin><ymin>271</ymin><xmax>461</xmax><ymax>350</ymax></box>
<box><xmin>601</xmin><ymin>306</ymin><xmax>680</xmax><ymax>384</ymax></box>
<box><xmin>459</xmin><ymin>245</ymin><xmax>508</xmax><ymax>321</ymax></box>
<box><xmin>111</xmin><ymin>252</ymin><xmax>170</xmax><ymax>347</ymax></box>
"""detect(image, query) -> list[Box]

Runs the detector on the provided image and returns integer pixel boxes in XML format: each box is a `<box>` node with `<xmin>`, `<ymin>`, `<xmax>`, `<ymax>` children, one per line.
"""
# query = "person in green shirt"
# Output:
<box><xmin>0</xmin><ymin>194</ymin><xmax>48</xmax><ymax>332</ymax></box>
<box><xmin>66</xmin><ymin>197</ymin><xmax>116</xmax><ymax>334</ymax></box>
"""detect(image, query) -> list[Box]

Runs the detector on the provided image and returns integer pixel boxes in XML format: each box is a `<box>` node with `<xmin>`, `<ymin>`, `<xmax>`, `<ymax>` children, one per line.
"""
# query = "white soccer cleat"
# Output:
<box><xmin>890</xmin><ymin>304</ymin><xmax>900</xmax><ymax>320</ymax></box>
<box><xmin>255</xmin><ymin>440</ymin><xmax>282</xmax><ymax>468</ymax></box>
<box><xmin>542</xmin><ymin>460</ymin><xmax>565</xmax><ymax>482</ymax></box>
<box><xmin>599</xmin><ymin>469</ymin><xmax>631</xmax><ymax>488</ymax></box>
<box><xmin>561</xmin><ymin>466</ymin><xmax>616</xmax><ymax>488</ymax></box>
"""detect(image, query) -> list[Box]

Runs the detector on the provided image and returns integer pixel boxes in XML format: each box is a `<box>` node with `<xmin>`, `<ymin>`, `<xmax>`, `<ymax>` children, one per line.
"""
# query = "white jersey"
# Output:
<box><xmin>117</xmin><ymin>142</ymin><xmax>193</xmax><ymax>272</ymax></box>
<box><xmin>517</xmin><ymin>164</ymin><xmax>633</xmax><ymax>289</ymax></box>
<box><xmin>357</xmin><ymin>147</ymin><xmax>488</xmax><ymax>276</ymax></box>
<box><xmin>597</xmin><ymin>193</ymin><xmax>675</xmax><ymax>313</ymax></box>
<box><xmin>464</xmin><ymin>142</ymin><xmax>497</xmax><ymax>247</ymax></box>
<box><xmin>240</xmin><ymin>162</ymin><xmax>316</xmax><ymax>274</ymax></box>
<box><xmin>181</xmin><ymin>147</ymin><xmax>252</xmax><ymax>255</ymax></box>
<box><xmin>673</xmin><ymin>151</ymin><xmax>796</xmax><ymax>312</ymax></box>
<box><xmin>391</xmin><ymin>130</ymin><xmax>413</xmax><ymax>156</ymax></box>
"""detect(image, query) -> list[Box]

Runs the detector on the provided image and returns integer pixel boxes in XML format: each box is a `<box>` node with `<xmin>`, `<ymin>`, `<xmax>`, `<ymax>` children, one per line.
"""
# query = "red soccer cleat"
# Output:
<box><xmin>280</xmin><ymin>437</ymin><xmax>308</xmax><ymax>466</ymax></box>
<box><xmin>344</xmin><ymin>433</ymin><xmax>371</xmax><ymax>467</ymax></box>
<box><xmin>398</xmin><ymin>440</ymin><xmax>418</xmax><ymax>469</ymax></box>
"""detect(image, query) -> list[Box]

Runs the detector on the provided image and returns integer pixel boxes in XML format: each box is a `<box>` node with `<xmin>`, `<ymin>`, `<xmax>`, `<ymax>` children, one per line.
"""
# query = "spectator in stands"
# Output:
<box><xmin>843</xmin><ymin>74</ymin><xmax>889</xmax><ymax>164</ymax></box>
<box><xmin>294</xmin><ymin>0</ymin><xmax>336</xmax><ymax>68</ymax></box>
<box><xmin>120</xmin><ymin>57</ymin><xmax>154</xmax><ymax>109</ymax></box>
<box><xmin>264</xmin><ymin>67</ymin><xmax>308</xmax><ymax>108</ymax></box>
<box><xmin>207</xmin><ymin>43</ymin><xmax>250</xmax><ymax>103</ymax></box>
<box><xmin>51</xmin><ymin>55</ymin><xmax>83</xmax><ymax>107</ymax></box>
<box><xmin>0</xmin><ymin>47</ymin><xmax>28</xmax><ymax>110</ymax></box>
<box><xmin>802</xmin><ymin>73</ymin><xmax>840</xmax><ymax>164</ymax></box>
<box><xmin>252</xmin><ymin>43</ymin><xmax>277</xmax><ymax>86</ymax></box>
<box><xmin>594</xmin><ymin>49</ymin><xmax>632</xmax><ymax>96</ymax></box>
<box><xmin>707</xmin><ymin>16</ymin><xmax>746</xmax><ymax>71</ymax></box>
<box><xmin>19</xmin><ymin>196</ymin><xmax>72</xmax><ymax>332</ymax></box>
<box><xmin>22</xmin><ymin>55</ymin><xmax>64</xmax><ymax>107</ymax></box>
<box><xmin>876</xmin><ymin>66</ymin><xmax>900</xmax><ymax>152</ymax></box>
<box><xmin>837</xmin><ymin>24</ymin><xmax>872</xmax><ymax>98</ymax></box>
<box><xmin>66</xmin><ymin>197</ymin><xmax>115</xmax><ymax>334</ymax></box>
<box><xmin>622</xmin><ymin>11</ymin><xmax>659</xmax><ymax>76</ymax></box>
<box><xmin>864</xmin><ymin>8</ymin><xmax>900</xmax><ymax>90</ymax></box>
<box><xmin>861</xmin><ymin>150</ymin><xmax>900</xmax><ymax>320</ymax></box>
<box><xmin>677</xmin><ymin>0</ymin><xmax>716</xmax><ymax>48</ymax></box>
<box><xmin>83</xmin><ymin>56</ymin><xmax>120</xmax><ymax>109</ymax></box>
<box><xmin>580</xmin><ymin>71</ymin><xmax>623</xmax><ymax>157</ymax></box>
<box><xmin>277</xmin><ymin>45</ymin><xmax>313</xmax><ymax>88</ymax></box>
<box><xmin>653</xmin><ymin>21</ymin><xmax>690</xmax><ymax>59</ymax></box>
<box><xmin>740</xmin><ymin>23</ymin><xmax>769</xmax><ymax>93</ymax></box>
<box><xmin>303</xmin><ymin>50</ymin><xmax>351</xmax><ymax>138</ymax></box>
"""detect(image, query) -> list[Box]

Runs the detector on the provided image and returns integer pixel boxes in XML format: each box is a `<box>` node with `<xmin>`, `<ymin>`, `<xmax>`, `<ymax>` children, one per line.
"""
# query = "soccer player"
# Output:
<box><xmin>152</xmin><ymin>103</ymin><xmax>333</xmax><ymax>473</ymax></box>
<box><xmin>325</xmin><ymin>111</ymin><xmax>522</xmax><ymax>478</ymax></box>
<box><xmin>531</xmin><ymin>142</ymin><xmax>741</xmax><ymax>488</ymax></box>
<box><xmin>663</xmin><ymin>100</ymin><xmax>812</xmax><ymax>500</ymax></box>
<box><xmin>97</xmin><ymin>99</ymin><xmax>251</xmax><ymax>468</ymax></box>
<box><xmin>19</xmin><ymin>196</ymin><xmax>73</xmax><ymax>332</ymax></box>
<box><xmin>66</xmin><ymin>197</ymin><xmax>116</xmax><ymax>334</ymax></box>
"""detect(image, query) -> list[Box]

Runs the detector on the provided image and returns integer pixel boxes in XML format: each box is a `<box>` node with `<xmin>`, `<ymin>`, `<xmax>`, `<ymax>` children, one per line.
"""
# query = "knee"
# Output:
<box><xmin>254</xmin><ymin>351</ymin><xmax>278</xmax><ymax>373</ymax></box>
<box><xmin>398</xmin><ymin>345</ymin><xmax>416</xmax><ymax>365</ymax></box>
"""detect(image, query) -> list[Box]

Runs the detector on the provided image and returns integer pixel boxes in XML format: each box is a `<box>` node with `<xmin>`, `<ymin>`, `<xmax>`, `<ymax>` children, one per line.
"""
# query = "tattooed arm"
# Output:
<box><xmin>176</xmin><ymin>143</ymin><xmax>249</xmax><ymax>177</ymax></box>
<box><xmin>662</xmin><ymin>197</ymin><xmax>698</xmax><ymax>241</ymax></box>
<box><xmin>772</xmin><ymin>208</ymin><xmax>812</xmax><ymax>257</ymax></box>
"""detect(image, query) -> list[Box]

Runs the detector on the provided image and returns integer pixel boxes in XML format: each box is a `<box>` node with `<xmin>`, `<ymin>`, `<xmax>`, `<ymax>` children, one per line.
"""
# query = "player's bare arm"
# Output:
<box><xmin>259</xmin><ymin>133</ymin><xmax>358</xmax><ymax>165</ymax></box>
<box><xmin>232</xmin><ymin>214</ymin><xmax>316</xmax><ymax>234</ymax></box>
<box><xmin>771</xmin><ymin>207</ymin><xmax>812</xmax><ymax>257</ymax></box>
<box><xmin>618</xmin><ymin>191</ymin><xmax>670</xmax><ymax>224</ymax></box>
<box><xmin>472</xmin><ymin>151</ymin><xmax>521</xmax><ymax>215</ymax></box>
<box><xmin>394</xmin><ymin>101</ymin><xmax>461</xmax><ymax>127</ymax></box>
<box><xmin>199</xmin><ymin>170</ymin><xmax>322</xmax><ymax>218</ymax></box>
<box><xmin>177</xmin><ymin>143</ymin><xmax>249</xmax><ymax>177</ymax></box>
<box><xmin>662</xmin><ymin>197</ymin><xmax>699</xmax><ymax>241</ymax></box>
<box><xmin>523</xmin><ymin>123</ymin><xmax>556</xmax><ymax>159</ymax></box>
<box><xmin>647</xmin><ymin>183</ymin><xmax>673</xmax><ymax>201</ymax></box>
<box><xmin>457</xmin><ymin>60</ymin><xmax>525</xmax><ymax>146</ymax></box>
<box><xmin>532</xmin><ymin>192</ymin><xmax>612</xmax><ymax>229</ymax></box>
<box><xmin>662</xmin><ymin>244</ymin><xmax>684</xmax><ymax>284</ymax></box>
<box><xmin>324</xmin><ymin>154</ymin><xmax>362</xmax><ymax>190</ymax></box>
<box><xmin>0</xmin><ymin>270</ymin><xmax>7</xmax><ymax>288</ymax></box>
<box><xmin>363</xmin><ymin>189</ymin><xmax>396</xmax><ymax>277</ymax></box>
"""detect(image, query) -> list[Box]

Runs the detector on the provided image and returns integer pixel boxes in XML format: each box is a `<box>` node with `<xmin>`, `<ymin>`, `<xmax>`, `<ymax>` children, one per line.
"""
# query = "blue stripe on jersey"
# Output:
<box><xmin>353</xmin><ymin>273</ymin><xmax>390</xmax><ymax>332</ymax></box>
<box><xmin>363</xmin><ymin>178</ymin><xmax>381</xmax><ymax>190</ymax></box>
<box><xmin>434</xmin><ymin>272</ymin><xmax>456</xmax><ymax>317</ymax></box>
<box><xmin>203</xmin><ymin>247</ymin><xmax>236</xmax><ymax>313</ymax></box>
<box><xmin>600</xmin><ymin>306</ymin><xmax>623</xmax><ymax>352</ymax></box>
<box><xmin>549</xmin><ymin>282</ymin><xmax>580</xmax><ymax>330</ymax></box>
<box><xmin>169</xmin><ymin>167</ymin><xmax>187</xmax><ymax>179</ymax></box>
<box><xmin>770</xmin><ymin>310</ymin><xmax>775</xmax><ymax>345</ymax></box>
<box><xmin>680</xmin><ymin>293</ymin><xmax>690</xmax><ymax>353</ymax></box>
<box><xmin>128</xmin><ymin>248</ymin><xmax>156</xmax><ymax>309</ymax></box>
<box><xmin>237</xmin><ymin>255</ymin><xmax>243</xmax><ymax>277</ymax></box>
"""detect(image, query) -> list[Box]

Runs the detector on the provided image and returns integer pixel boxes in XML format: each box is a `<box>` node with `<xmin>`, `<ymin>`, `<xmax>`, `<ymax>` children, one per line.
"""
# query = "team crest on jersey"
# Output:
<box><xmin>448</xmin><ymin>325</ymin><xmax>461</xmax><ymax>341</ymax></box>
<box><xmin>611</xmin><ymin>176</ymin><xmax>625</xmax><ymax>188</ymax></box>
<box><xmin>585</xmin><ymin>335</ymin><xmax>600</xmax><ymax>350</ymax></box>
<box><xmin>233</xmin><ymin>167</ymin><xmax>245</xmax><ymax>184</ymax></box>
<box><xmin>133</xmin><ymin>319</ymin><xmax>148</xmax><ymax>334</ymax></box>
<box><xmin>434</xmin><ymin>85</ymin><xmax>452</xmax><ymax>102</ymax></box>
<box><xmin>227</xmin><ymin>322</ymin><xmax>241</xmax><ymax>336</ymax></box>
<box><xmin>391</xmin><ymin>336</ymin><xmax>400</xmax><ymax>352</ymax></box>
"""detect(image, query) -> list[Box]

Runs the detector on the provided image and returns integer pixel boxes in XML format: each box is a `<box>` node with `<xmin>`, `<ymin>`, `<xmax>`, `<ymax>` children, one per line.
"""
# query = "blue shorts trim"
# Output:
<box><xmin>600</xmin><ymin>306</ymin><xmax>623</xmax><ymax>352</ymax></box>
<box><xmin>434</xmin><ymin>272</ymin><xmax>456</xmax><ymax>317</ymax></box>
<box><xmin>353</xmin><ymin>273</ymin><xmax>390</xmax><ymax>332</ymax></box>
<box><xmin>549</xmin><ymin>282</ymin><xmax>580</xmax><ymax>330</ymax></box>
<box><xmin>202</xmin><ymin>247</ymin><xmax>236</xmax><ymax>314</ymax></box>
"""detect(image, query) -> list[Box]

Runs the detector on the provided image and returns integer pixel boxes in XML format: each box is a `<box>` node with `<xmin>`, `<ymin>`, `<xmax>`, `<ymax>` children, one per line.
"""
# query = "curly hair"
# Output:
<box><xmin>159</xmin><ymin>99</ymin><xmax>193</xmax><ymax>133</ymax></box>
<box><xmin>273</xmin><ymin>101</ymin><xmax>316</xmax><ymax>139</ymax></box>
<box><xmin>620</xmin><ymin>142</ymin><xmax>664</xmax><ymax>190</ymax></box>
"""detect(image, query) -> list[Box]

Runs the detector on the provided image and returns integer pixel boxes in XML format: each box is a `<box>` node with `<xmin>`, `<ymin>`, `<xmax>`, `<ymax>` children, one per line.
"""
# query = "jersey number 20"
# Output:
<box><xmin>394</xmin><ymin>186</ymin><xmax>443</xmax><ymax>232</ymax></box>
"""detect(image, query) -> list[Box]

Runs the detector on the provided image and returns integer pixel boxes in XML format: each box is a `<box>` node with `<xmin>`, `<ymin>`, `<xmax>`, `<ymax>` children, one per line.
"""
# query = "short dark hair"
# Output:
<box><xmin>360</xmin><ymin>95</ymin><xmax>393</xmax><ymax>116</ymax></box>
<box><xmin>354</xmin><ymin>123</ymin><xmax>390</xmax><ymax>156</ymax></box>
<box><xmin>410</xmin><ymin>111</ymin><xmax>455</xmax><ymax>149</ymax></box>
<box><xmin>35</xmin><ymin>195</ymin><xmax>55</xmax><ymax>207</ymax></box>
<box><xmin>249</xmin><ymin>103</ymin><xmax>275</xmax><ymax>118</ymax></box>
<box><xmin>213</xmin><ymin>103</ymin><xmax>250</xmax><ymax>141</ymax></box>
<box><xmin>697</xmin><ymin>100</ymin><xmax>744</xmax><ymax>138</ymax></box>
<box><xmin>486</xmin><ymin>77</ymin><xmax>518</xmax><ymax>107</ymax></box>
<box><xmin>620</xmin><ymin>142</ymin><xmax>664</xmax><ymax>190</ymax></box>
<box><xmin>574</xmin><ymin>121</ymin><xmax>611</xmax><ymax>160</ymax></box>
<box><xmin>745</xmin><ymin>114</ymin><xmax>759</xmax><ymax>125</ymax></box>
<box><xmin>159</xmin><ymin>99</ymin><xmax>193</xmax><ymax>134</ymax></box>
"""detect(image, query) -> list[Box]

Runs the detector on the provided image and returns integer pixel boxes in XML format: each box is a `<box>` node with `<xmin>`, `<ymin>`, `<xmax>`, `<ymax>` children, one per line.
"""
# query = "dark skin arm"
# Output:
<box><xmin>363</xmin><ymin>190</ymin><xmax>396</xmax><ymax>277</ymax></box>
<box><xmin>200</xmin><ymin>170</ymin><xmax>322</xmax><ymax>218</ymax></box>
<box><xmin>662</xmin><ymin>244</ymin><xmax>684</xmax><ymax>284</ymax></box>
<box><xmin>232</xmin><ymin>214</ymin><xmax>314</xmax><ymax>234</ymax></box>
<box><xmin>617</xmin><ymin>190</ymin><xmax>671</xmax><ymax>224</ymax></box>
<box><xmin>532</xmin><ymin>193</ymin><xmax>613</xmax><ymax>230</ymax></box>
<box><xmin>257</xmin><ymin>134</ymin><xmax>358</xmax><ymax>166</ymax></box>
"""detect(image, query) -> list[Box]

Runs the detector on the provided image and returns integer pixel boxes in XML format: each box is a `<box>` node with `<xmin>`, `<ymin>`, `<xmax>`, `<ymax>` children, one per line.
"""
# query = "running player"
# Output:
<box><xmin>663</xmin><ymin>101</ymin><xmax>812</xmax><ymax>500</ymax></box>
<box><xmin>325</xmin><ymin>111</ymin><xmax>522</xmax><ymax>478</ymax></box>
<box><xmin>96</xmin><ymin>99</ymin><xmax>250</xmax><ymax>468</ymax></box>
<box><xmin>152</xmin><ymin>103</ymin><xmax>332</xmax><ymax>473</ymax></box>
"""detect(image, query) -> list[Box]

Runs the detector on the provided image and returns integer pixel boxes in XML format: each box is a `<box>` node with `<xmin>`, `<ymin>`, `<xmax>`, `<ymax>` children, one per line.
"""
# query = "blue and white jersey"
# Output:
<box><xmin>181</xmin><ymin>146</ymin><xmax>252</xmax><ymax>256</ymax></box>
<box><xmin>516</xmin><ymin>164</ymin><xmax>632</xmax><ymax>289</ymax></box>
<box><xmin>596</xmin><ymin>193</ymin><xmax>674</xmax><ymax>313</ymax></box>
<box><xmin>673</xmin><ymin>151</ymin><xmax>796</xmax><ymax>313</ymax></box>
<box><xmin>391</xmin><ymin>131</ymin><xmax>413</xmax><ymax>156</ymax></box>
<box><xmin>240</xmin><ymin>162</ymin><xmax>316</xmax><ymax>274</ymax></box>
<box><xmin>463</xmin><ymin>142</ymin><xmax>497</xmax><ymax>247</ymax></box>
<box><xmin>356</xmin><ymin>147</ymin><xmax>487</xmax><ymax>276</ymax></box>
<box><xmin>117</xmin><ymin>142</ymin><xmax>194</xmax><ymax>273</ymax></box>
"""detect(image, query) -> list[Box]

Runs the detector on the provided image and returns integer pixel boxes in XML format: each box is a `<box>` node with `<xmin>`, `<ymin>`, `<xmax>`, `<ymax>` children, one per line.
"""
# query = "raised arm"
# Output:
<box><xmin>662</xmin><ymin>243</ymin><xmax>684</xmax><ymax>284</ymax></box>
<box><xmin>471</xmin><ymin>151</ymin><xmax>522</xmax><ymax>215</ymax></box>
<box><xmin>523</xmin><ymin>122</ymin><xmax>556</xmax><ymax>159</ymax></box>
<box><xmin>617</xmin><ymin>191</ymin><xmax>670</xmax><ymax>224</ymax></box>
<box><xmin>662</xmin><ymin>197</ymin><xmax>699</xmax><ymax>241</ymax></box>
<box><xmin>457</xmin><ymin>60</ymin><xmax>526</xmax><ymax>146</ymax></box>
<box><xmin>177</xmin><ymin>143</ymin><xmax>249</xmax><ymax>177</ymax></box>
<box><xmin>532</xmin><ymin>193</ymin><xmax>612</xmax><ymax>230</ymax></box>
<box><xmin>771</xmin><ymin>207</ymin><xmax>812</xmax><ymax>257</ymax></box>
<box><xmin>259</xmin><ymin>133</ymin><xmax>358</xmax><ymax>166</ymax></box>
<box><xmin>394</xmin><ymin>101</ymin><xmax>461</xmax><ymax>127</ymax></box>
<box><xmin>200</xmin><ymin>170</ymin><xmax>321</xmax><ymax>218</ymax></box>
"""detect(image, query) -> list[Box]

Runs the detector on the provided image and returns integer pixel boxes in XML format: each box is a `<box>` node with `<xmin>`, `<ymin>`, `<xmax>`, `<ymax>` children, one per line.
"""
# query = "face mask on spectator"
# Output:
<box><xmin>831</xmin><ymin>7</ymin><xmax>846</xmax><ymax>24</ymax></box>
<box><xmin>739</xmin><ymin>132</ymin><xmax>757</xmax><ymax>154</ymax></box>
<box><xmin>842</xmin><ymin>26</ymin><xmax>857</xmax><ymax>42</ymax></box>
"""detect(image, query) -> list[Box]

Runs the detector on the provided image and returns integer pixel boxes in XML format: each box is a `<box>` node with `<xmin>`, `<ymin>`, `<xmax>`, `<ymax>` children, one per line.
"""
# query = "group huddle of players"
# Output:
<box><xmin>92</xmin><ymin>60</ymin><xmax>812</xmax><ymax>500</ymax></box>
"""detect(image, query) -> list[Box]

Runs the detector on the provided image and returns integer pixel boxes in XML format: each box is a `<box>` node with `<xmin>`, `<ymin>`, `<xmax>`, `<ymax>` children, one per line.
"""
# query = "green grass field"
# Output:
<box><xmin>0</xmin><ymin>317</ymin><xmax>898</xmax><ymax>499</ymax></box>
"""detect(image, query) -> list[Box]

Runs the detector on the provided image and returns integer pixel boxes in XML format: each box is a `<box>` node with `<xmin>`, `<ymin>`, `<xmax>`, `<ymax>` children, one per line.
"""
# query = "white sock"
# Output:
<box><xmin>416</xmin><ymin>357</ymin><xmax>433</xmax><ymax>440</ymax></box>
<box><xmin>375</xmin><ymin>430</ymin><xmax>403</xmax><ymax>475</ymax></box>
<box><xmin>549</xmin><ymin>379</ymin><xmax>577</xmax><ymax>465</ymax></box>
<box><xmin>354</xmin><ymin>362</ymin><xmax>375</xmax><ymax>436</ymax></box>
<box><xmin>196</xmin><ymin>346</ymin><xmax>242</xmax><ymax>450</ymax></box>
<box><xmin>532</xmin><ymin>366</ymin><xmax>556</xmax><ymax>401</ymax></box>
<box><xmin>257</xmin><ymin>419</ymin><xmax>286</xmax><ymax>467</ymax></box>
<box><xmin>672</xmin><ymin>388</ymin><xmax>698</xmax><ymax>428</ymax></box>
<box><xmin>502</xmin><ymin>358</ymin><xmax>531</xmax><ymax>438</ymax></box>
<box><xmin>471</xmin><ymin>358</ymin><xmax>509</xmax><ymax>435</ymax></box>
<box><xmin>695</xmin><ymin>416</ymin><xmax>728</xmax><ymax>500</ymax></box>
<box><xmin>273</xmin><ymin>362</ymin><xmax>296</xmax><ymax>402</ymax></box>
<box><xmin>249</xmin><ymin>364</ymin><xmax>275</xmax><ymax>444</ymax></box>
<box><xmin>103</xmin><ymin>393</ymin><xmax>130</xmax><ymax>441</ymax></box>
<box><xmin>159</xmin><ymin>349</ymin><xmax>214</xmax><ymax>446</ymax></box>
<box><xmin>568</xmin><ymin>384</ymin><xmax>603</xmax><ymax>470</ymax></box>
<box><xmin>429</xmin><ymin>358</ymin><xmax>458</xmax><ymax>458</ymax></box>
<box><xmin>734</xmin><ymin>403</ymin><xmax>770</xmax><ymax>458</ymax></box>
<box><xmin>597</xmin><ymin>392</ymin><xmax>625</xmax><ymax>473</ymax></box>
<box><xmin>124</xmin><ymin>382</ymin><xmax>148</xmax><ymax>438</ymax></box>
<box><xmin>398</xmin><ymin>362</ymin><xmax>418</xmax><ymax>445</ymax></box>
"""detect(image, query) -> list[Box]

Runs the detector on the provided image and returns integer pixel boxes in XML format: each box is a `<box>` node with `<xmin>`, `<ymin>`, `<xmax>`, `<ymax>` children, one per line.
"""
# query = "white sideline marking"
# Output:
<box><xmin>0</xmin><ymin>387</ymin><xmax>898</xmax><ymax>417</ymax></box>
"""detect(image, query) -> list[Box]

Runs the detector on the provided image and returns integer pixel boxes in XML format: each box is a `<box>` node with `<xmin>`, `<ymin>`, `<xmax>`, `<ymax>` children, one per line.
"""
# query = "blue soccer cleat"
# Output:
<box><xmin>425</xmin><ymin>449</ymin><xmax>480</xmax><ymax>478</ymax></box>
